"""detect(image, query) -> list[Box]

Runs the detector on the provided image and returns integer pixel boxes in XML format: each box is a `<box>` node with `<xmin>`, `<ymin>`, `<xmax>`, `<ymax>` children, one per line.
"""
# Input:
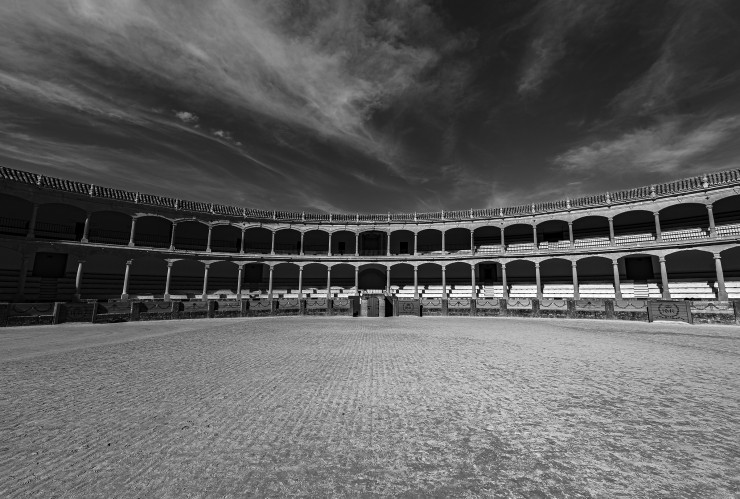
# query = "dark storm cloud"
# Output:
<box><xmin>1</xmin><ymin>0</ymin><xmax>739</xmax><ymax>212</ymax></box>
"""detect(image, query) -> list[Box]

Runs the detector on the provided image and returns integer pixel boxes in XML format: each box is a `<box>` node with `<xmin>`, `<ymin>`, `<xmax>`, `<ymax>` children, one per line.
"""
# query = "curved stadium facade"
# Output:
<box><xmin>1</xmin><ymin>165</ymin><xmax>739</xmax><ymax>323</ymax></box>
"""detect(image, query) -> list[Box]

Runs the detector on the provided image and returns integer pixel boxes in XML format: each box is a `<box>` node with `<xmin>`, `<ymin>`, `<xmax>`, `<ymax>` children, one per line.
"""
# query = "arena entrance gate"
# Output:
<box><xmin>367</xmin><ymin>296</ymin><xmax>379</xmax><ymax>317</ymax></box>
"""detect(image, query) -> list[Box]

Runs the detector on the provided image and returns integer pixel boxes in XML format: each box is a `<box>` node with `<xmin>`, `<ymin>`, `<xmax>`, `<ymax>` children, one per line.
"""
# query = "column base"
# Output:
<box><xmin>121</xmin><ymin>294</ymin><xmax>129</xmax><ymax>300</ymax></box>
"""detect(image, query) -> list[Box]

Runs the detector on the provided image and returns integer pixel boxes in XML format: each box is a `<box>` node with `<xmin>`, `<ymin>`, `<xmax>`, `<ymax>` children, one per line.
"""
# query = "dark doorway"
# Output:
<box><xmin>400</xmin><ymin>242</ymin><xmax>409</xmax><ymax>254</ymax></box>
<box><xmin>33</xmin><ymin>252</ymin><xmax>68</xmax><ymax>278</ymax></box>
<box><xmin>625</xmin><ymin>257</ymin><xmax>653</xmax><ymax>281</ymax></box>
<box><xmin>481</xmin><ymin>264</ymin><xmax>497</xmax><ymax>283</ymax></box>
<box><xmin>367</xmin><ymin>296</ymin><xmax>379</xmax><ymax>317</ymax></box>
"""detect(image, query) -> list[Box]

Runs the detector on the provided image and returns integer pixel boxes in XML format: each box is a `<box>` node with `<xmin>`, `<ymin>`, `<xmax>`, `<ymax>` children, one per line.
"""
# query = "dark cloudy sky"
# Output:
<box><xmin>2</xmin><ymin>1</ymin><xmax>740</xmax><ymax>213</ymax></box>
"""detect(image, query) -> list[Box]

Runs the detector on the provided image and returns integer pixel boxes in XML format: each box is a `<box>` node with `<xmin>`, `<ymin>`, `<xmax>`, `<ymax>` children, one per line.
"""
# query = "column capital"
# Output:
<box><xmin>658</xmin><ymin>256</ymin><xmax>666</xmax><ymax>263</ymax></box>
<box><xmin>125</xmin><ymin>259</ymin><xmax>133</xmax><ymax>266</ymax></box>
<box><xmin>77</xmin><ymin>259</ymin><xmax>86</xmax><ymax>265</ymax></box>
<box><xmin>706</xmin><ymin>203</ymin><xmax>713</xmax><ymax>211</ymax></box>
<box><xmin>203</xmin><ymin>263</ymin><xmax>211</xmax><ymax>269</ymax></box>
<box><xmin>713</xmin><ymin>253</ymin><xmax>722</xmax><ymax>260</ymax></box>
<box><xmin>571</xmin><ymin>261</ymin><xmax>577</xmax><ymax>268</ymax></box>
<box><xmin>167</xmin><ymin>261</ymin><xmax>175</xmax><ymax>267</ymax></box>
<box><xmin>612</xmin><ymin>260</ymin><xmax>619</xmax><ymax>266</ymax></box>
<box><xmin>534</xmin><ymin>261</ymin><xmax>540</xmax><ymax>268</ymax></box>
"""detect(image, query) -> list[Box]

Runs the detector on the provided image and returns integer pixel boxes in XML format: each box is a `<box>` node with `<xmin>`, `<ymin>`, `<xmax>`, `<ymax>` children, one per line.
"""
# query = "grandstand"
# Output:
<box><xmin>0</xmin><ymin>165</ymin><xmax>739</xmax><ymax>324</ymax></box>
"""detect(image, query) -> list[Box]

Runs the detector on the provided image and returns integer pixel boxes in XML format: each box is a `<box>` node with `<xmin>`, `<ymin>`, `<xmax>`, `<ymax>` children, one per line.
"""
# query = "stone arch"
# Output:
<box><xmin>473</xmin><ymin>226</ymin><xmax>502</xmax><ymax>254</ymax></box>
<box><xmin>272</xmin><ymin>262</ymin><xmax>300</xmax><ymax>293</ymax></box>
<box><xmin>331</xmin><ymin>230</ymin><xmax>356</xmax><ymax>256</ymax></box>
<box><xmin>0</xmin><ymin>194</ymin><xmax>33</xmax><ymax>237</ymax></box>
<box><xmin>243</xmin><ymin>227</ymin><xmax>272</xmax><ymax>254</ymax></box>
<box><xmin>128</xmin><ymin>256</ymin><xmax>167</xmax><ymax>296</ymax></box>
<box><xmin>170</xmin><ymin>259</ymin><xmax>205</xmax><ymax>296</ymax></box>
<box><xmin>572</xmin><ymin>215</ymin><xmax>609</xmax><ymax>239</ymax></box>
<box><xmin>539</xmin><ymin>257</ymin><xmax>572</xmax><ymax>283</ymax></box>
<box><xmin>444</xmin><ymin>227</ymin><xmax>471</xmax><ymax>253</ymax></box>
<box><xmin>207</xmin><ymin>260</ymin><xmax>239</xmax><ymax>294</ymax></box>
<box><xmin>613</xmin><ymin>209</ymin><xmax>655</xmax><ymax>241</ymax></box>
<box><xmin>274</xmin><ymin>228</ymin><xmax>301</xmax><ymax>255</ymax></box>
<box><xmin>417</xmin><ymin>228</ymin><xmax>442</xmax><ymax>254</ymax></box>
<box><xmin>35</xmin><ymin>202</ymin><xmax>87</xmax><ymax>241</ymax></box>
<box><xmin>713</xmin><ymin>193</ymin><xmax>740</xmax><ymax>227</ymax></box>
<box><xmin>135</xmin><ymin>215</ymin><xmax>172</xmax><ymax>248</ymax></box>
<box><xmin>303</xmin><ymin>229</ymin><xmax>330</xmax><ymax>255</ymax></box>
<box><xmin>89</xmin><ymin>210</ymin><xmax>131</xmax><ymax>245</ymax></box>
<box><xmin>173</xmin><ymin>220</ymin><xmax>208</xmax><ymax>251</ymax></box>
<box><xmin>358</xmin><ymin>264</ymin><xmax>387</xmax><ymax>291</ymax></box>
<box><xmin>210</xmin><ymin>225</ymin><xmax>242</xmax><ymax>253</ymax></box>
<box><xmin>659</xmin><ymin>202</ymin><xmax>710</xmax><ymax>233</ymax></box>
<box><xmin>80</xmin><ymin>252</ymin><xmax>129</xmax><ymax>300</ymax></box>
<box><xmin>389</xmin><ymin>229</ymin><xmax>414</xmax><ymax>255</ymax></box>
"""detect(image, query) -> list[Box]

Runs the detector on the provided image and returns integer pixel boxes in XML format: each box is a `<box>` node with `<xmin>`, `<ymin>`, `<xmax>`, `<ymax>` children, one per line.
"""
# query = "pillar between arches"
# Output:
<box><xmin>164</xmin><ymin>261</ymin><xmax>174</xmax><ymax>300</ymax></box>
<box><xmin>714</xmin><ymin>254</ymin><xmax>727</xmax><ymax>301</ymax></box>
<box><xmin>612</xmin><ymin>260</ymin><xmax>621</xmax><ymax>299</ymax></box>
<box><xmin>571</xmin><ymin>261</ymin><xmax>579</xmax><ymax>300</ymax></box>
<box><xmin>501</xmin><ymin>263</ymin><xmax>508</xmax><ymax>299</ymax></box>
<box><xmin>121</xmin><ymin>259</ymin><xmax>133</xmax><ymax>299</ymax></box>
<box><xmin>201</xmin><ymin>263</ymin><xmax>210</xmax><ymax>300</ymax></box>
<box><xmin>707</xmin><ymin>205</ymin><xmax>716</xmax><ymax>237</ymax></box>
<box><xmin>534</xmin><ymin>262</ymin><xmax>542</xmax><ymax>299</ymax></box>
<box><xmin>74</xmin><ymin>260</ymin><xmax>85</xmax><ymax>299</ymax></box>
<box><xmin>81</xmin><ymin>213</ymin><xmax>91</xmax><ymax>243</ymax></box>
<box><xmin>658</xmin><ymin>256</ymin><xmax>670</xmax><ymax>299</ymax></box>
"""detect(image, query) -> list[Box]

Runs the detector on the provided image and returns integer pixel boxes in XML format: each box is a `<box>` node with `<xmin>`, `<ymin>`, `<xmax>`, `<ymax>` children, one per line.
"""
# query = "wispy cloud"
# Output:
<box><xmin>0</xmin><ymin>0</ymin><xmax>468</xmax><ymax>174</ymax></box>
<box><xmin>517</xmin><ymin>0</ymin><xmax>615</xmax><ymax>96</ymax></box>
<box><xmin>554</xmin><ymin>115</ymin><xmax>740</xmax><ymax>174</ymax></box>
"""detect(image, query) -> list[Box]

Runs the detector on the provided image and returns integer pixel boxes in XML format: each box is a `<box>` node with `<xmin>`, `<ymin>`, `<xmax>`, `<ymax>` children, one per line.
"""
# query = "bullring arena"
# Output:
<box><xmin>2</xmin><ymin>166</ymin><xmax>740</xmax><ymax>497</ymax></box>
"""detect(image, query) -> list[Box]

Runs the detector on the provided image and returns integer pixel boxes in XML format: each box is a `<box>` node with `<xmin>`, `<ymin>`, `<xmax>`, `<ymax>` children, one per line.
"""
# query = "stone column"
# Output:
<box><xmin>355</xmin><ymin>232</ymin><xmax>359</xmax><ymax>256</ymax></box>
<box><xmin>81</xmin><ymin>213</ymin><xmax>91</xmax><ymax>243</ymax></box>
<box><xmin>470</xmin><ymin>263</ymin><xmax>476</xmax><ymax>299</ymax></box>
<box><xmin>470</xmin><ymin>229</ymin><xmax>475</xmax><ymax>254</ymax></box>
<box><xmin>27</xmin><ymin>203</ymin><xmax>39</xmax><ymax>239</ymax></box>
<box><xmin>164</xmin><ymin>261</ymin><xmax>173</xmax><ymax>299</ymax></box>
<box><xmin>654</xmin><ymin>212</ymin><xmax>662</xmax><ymax>242</ymax></box>
<box><xmin>535</xmin><ymin>261</ymin><xmax>542</xmax><ymax>299</ymax></box>
<box><xmin>170</xmin><ymin>223</ymin><xmax>178</xmax><ymax>251</ymax></box>
<box><xmin>386</xmin><ymin>231</ymin><xmax>391</xmax><ymax>256</ymax></box>
<box><xmin>568</xmin><ymin>221</ymin><xmax>574</xmax><ymax>247</ymax></box>
<box><xmin>236</xmin><ymin>265</ymin><xmax>243</xmax><ymax>299</ymax></box>
<box><xmin>206</xmin><ymin>226</ymin><xmax>213</xmax><ymax>253</ymax></box>
<box><xmin>201</xmin><ymin>263</ymin><xmax>210</xmax><ymax>300</ymax></box>
<box><xmin>707</xmin><ymin>204</ymin><xmax>716</xmax><ymax>237</ymax></box>
<box><xmin>571</xmin><ymin>261</ymin><xmax>579</xmax><ymax>300</ymax></box>
<box><xmin>326</xmin><ymin>266</ymin><xmax>331</xmax><ymax>300</ymax></box>
<box><xmin>501</xmin><ymin>227</ymin><xmax>506</xmax><ymax>252</ymax></box>
<box><xmin>239</xmin><ymin>228</ymin><xmax>245</xmax><ymax>254</ymax></box>
<box><xmin>327</xmin><ymin>232</ymin><xmax>332</xmax><ymax>256</ymax></box>
<box><xmin>532</xmin><ymin>225</ymin><xmax>538</xmax><ymax>248</ymax></box>
<box><xmin>298</xmin><ymin>266</ymin><xmax>304</xmax><ymax>299</ymax></box>
<box><xmin>608</xmin><ymin>217</ymin><xmax>615</xmax><ymax>245</ymax></box>
<box><xmin>659</xmin><ymin>256</ymin><xmax>670</xmax><ymax>298</ymax></box>
<box><xmin>413</xmin><ymin>266</ymin><xmax>419</xmax><ymax>299</ymax></box>
<box><xmin>121</xmin><ymin>259</ymin><xmax>132</xmax><ymax>299</ymax></box>
<box><xmin>501</xmin><ymin>263</ymin><xmax>508</xmax><ymax>299</ymax></box>
<box><xmin>442</xmin><ymin>266</ymin><xmax>447</xmax><ymax>300</ymax></box>
<box><xmin>354</xmin><ymin>266</ymin><xmax>359</xmax><ymax>294</ymax></box>
<box><xmin>714</xmin><ymin>254</ymin><xmax>727</xmax><ymax>300</ymax></box>
<box><xmin>270</xmin><ymin>231</ymin><xmax>276</xmax><ymax>255</ymax></box>
<box><xmin>413</xmin><ymin>231</ymin><xmax>418</xmax><ymax>255</ymax></box>
<box><xmin>74</xmin><ymin>260</ymin><xmax>84</xmax><ymax>299</ymax></box>
<box><xmin>300</xmin><ymin>231</ymin><xmax>305</xmax><ymax>256</ymax></box>
<box><xmin>128</xmin><ymin>217</ymin><xmax>137</xmax><ymax>247</ymax></box>
<box><xmin>612</xmin><ymin>260</ymin><xmax>622</xmax><ymax>299</ymax></box>
<box><xmin>268</xmin><ymin>265</ymin><xmax>274</xmax><ymax>300</ymax></box>
<box><xmin>441</xmin><ymin>230</ymin><xmax>446</xmax><ymax>253</ymax></box>
<box><xmin>386</xmin><ymin>266</ymin><xmax>391</xmax><ymax>294</ymax></box>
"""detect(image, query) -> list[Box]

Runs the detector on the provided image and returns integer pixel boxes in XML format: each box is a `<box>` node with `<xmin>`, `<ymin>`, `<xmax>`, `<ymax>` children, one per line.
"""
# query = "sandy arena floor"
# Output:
<box><xmin>1</xmin><ymin>317</ymin><xmax>739</xmax><ymax>498</ymax></box>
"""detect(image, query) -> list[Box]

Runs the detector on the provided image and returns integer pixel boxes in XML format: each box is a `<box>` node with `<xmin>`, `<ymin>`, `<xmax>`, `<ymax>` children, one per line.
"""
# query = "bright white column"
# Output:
<box><xmin>612</xmin><ymin>260</ymin><xmax>622</xmax><ymax>299</ymax></box>
<box><xmin>164</xmin><ymin>261</ymin><xmax>173</xmax><ymax>299</ymax></box>
<box><xmin>206</xmin><ymin>226</ymin><xmax>213</xmax><ymax>252</ymax></box>
<box><xmin>169</xmin><ymin>223</ymin><xmax>178</xmax><ymax>251</ymax></box>
<box><xmin>535</xmin><ymin>262</ymin><xmax>542</xmax><ymax>299</ymax></box>
<box><xmin>201</xmin><ymin>263</ymin><xmax>210</xmax><ymax>299</ymax></box>
<box><xmin>236</xmin><ymin>265</ymin><xmax>243</xmax><ymax>298</ymax></box>
<box><xmin>298</xmin><ymin>266</ymin><xmax>304</xmax><ymax>299</ymax></box>
<box><xmin>654</xmin><ymin>212</ymin><xmax>662</xmax><ymax>242</ymax></box>
<box><xmin>75</xmin><ymin>260</ymin><xmax>84</xmax><ymax>299</ymax></box>
<box><xmin>659</xmin><ymin>256</ymin><xmax>670</xmax><ymax>298</ymax></box>
<box><xmin>27</xmin><ymin>203</ymin><xmax>38</xmax><ymax>239</ymax></box>
<box><xmin>707</xmin><ymin>204</ymin><xmax>716</xmax><ymax>237</ymax></box>
<box><xmin>714</xmin><ymin>254</ymin><xmax>727</xmax><ymax>300</ymax></box>
<box><xmin>501</xmin><ymin>263</ymin><xmax>508</xmax><ymax>299</ymax></box>
<box><xmin>121</xmin><ymin>259</ymin><xmax>132</xmax><ymax>299</ymax></box>
<box><xmin>413</xmin><ymin>266</ymin><xmax>419</xmax><ymax>299</ymax></box>
<box><xmin>128</xmin><ymin>217</ymin><xmax>137</xmax><ymax>247</ymax></box>
<box><xmin>442</xmin><ymin>266</ymin><xmax>447</xmax><ymax>300</ymax></box>
<box><xmin>572</xmin><ymin>261</ymin><xmax>579</xmax><ymax>299</ymax></box>
<box><xmin>81</xmin><ymin>213</ymin><xmax>91</xmax><ymax>243</ymax></box>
